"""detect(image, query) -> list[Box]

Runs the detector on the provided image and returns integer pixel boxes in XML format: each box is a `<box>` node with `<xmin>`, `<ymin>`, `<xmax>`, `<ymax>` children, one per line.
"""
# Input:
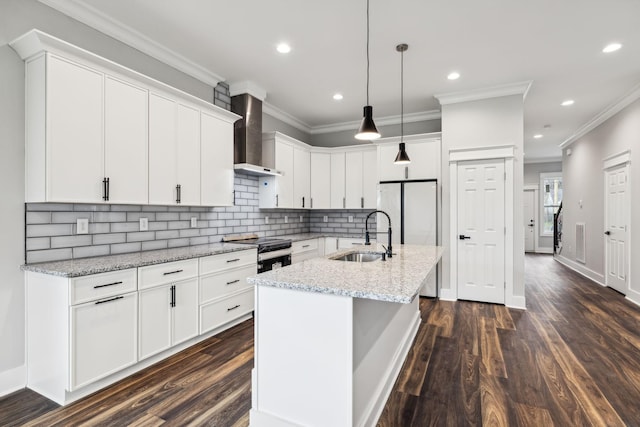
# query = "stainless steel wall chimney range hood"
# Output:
<box><xmin>231</xmin><ymin>93</ymin><xmax>282</xmax><ymax>176</ymax></box>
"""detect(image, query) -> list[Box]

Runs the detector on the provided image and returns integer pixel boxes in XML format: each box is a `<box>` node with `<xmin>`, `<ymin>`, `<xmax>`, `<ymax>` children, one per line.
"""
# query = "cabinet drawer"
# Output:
<box><xmin>138</xmin><ymin>259</ymin><xmax>198</xmax><ymax>290</ymax></box>
<box><xmin>200</xmin><ymin>289</ymin><xmax>254</xmax><ymax>334</ymax></box>
<box><xmin>200</xmin><ymin>265</ymin><xmax>256</xmax><ymax>304</ymax></box>
<box><xmin>199</xmin><ymin>249</ymin><xmax>256</xmax><ymax>275</ymax></box>
<box><xmin>70</xmin><ymin>269</ymin><xmax>137</xmax><ymax>305</ymax></box>
<box><xmin>292</xmin><ymin>238</ymin><xmax>318</xmax><ymax>253</ymax></box>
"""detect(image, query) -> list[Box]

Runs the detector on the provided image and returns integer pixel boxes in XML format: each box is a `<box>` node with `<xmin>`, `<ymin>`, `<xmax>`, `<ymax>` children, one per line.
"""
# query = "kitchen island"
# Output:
<box><xmin>248</xmin><ymin>244</ymin><xmax>443</xmax><ymax>427</ymax></box>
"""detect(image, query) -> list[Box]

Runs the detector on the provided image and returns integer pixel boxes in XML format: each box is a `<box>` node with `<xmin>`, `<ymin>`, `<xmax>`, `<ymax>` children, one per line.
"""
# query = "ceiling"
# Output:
<box><xmin>41</xmin><ymin>0</ymin><xmax>640</xmax><ymax>162</ymax></box>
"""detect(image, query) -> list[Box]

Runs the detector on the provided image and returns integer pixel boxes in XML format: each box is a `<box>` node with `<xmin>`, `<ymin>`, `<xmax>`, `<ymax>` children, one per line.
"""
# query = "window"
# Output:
<box><xmin>540</xmin><ymin>173</ymin><xmax>562</xmax><ymax>236</ymax></box>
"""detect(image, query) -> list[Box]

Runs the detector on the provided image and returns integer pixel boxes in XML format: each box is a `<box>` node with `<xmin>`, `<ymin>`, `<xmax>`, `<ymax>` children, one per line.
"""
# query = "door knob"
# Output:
<box><xmin>604</xmin><ymin>231</ymin><xmax>611</xmax><ymax>235</ymax></box>
<box><xmin>459</xmin><ymin>235</ymin><xmax>471</xmax><ymax>240</ymax></box>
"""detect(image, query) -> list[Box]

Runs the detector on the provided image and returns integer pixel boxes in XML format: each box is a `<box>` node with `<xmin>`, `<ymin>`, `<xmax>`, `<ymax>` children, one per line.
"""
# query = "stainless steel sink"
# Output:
<box><xmin>331</xmin><ymin>251</ymin><xmax>384</xmax><ymax>262</ymax></box>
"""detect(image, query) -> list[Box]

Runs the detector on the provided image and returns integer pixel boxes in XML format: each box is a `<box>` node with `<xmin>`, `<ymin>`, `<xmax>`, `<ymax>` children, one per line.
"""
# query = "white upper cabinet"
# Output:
<box><xmin>310</xmin><ymin>152</ymin><xmax>331</xmax><ymax>209</ymax></box>
<box><xmin>14</xmin><ymin>30</ymin><xmax>239</xmax><ymax>207</ymax></box>
<box><xmin>176</xmin><ymin>104</ymin><xmax>201</xmax><ymax>206</ymax></box>
<box><xmin>201</xmin><ymin>111</ymin><xmax>234</xmax><ymax>206</ymax></box>
<box><xmin>345</xmin><ymin>148</ymin><xmax>377</xmax><ymax>209</ymax></box>
<box><xmin>377</xmin><ymin>137</ymin><xmax>441</xmax><ymax>181</ymax></box>
<box><xmin>330</xmin><ymin>152</ymin><xmax>346</xmax><ymax>209</ymax></box>
<box><xmin>104</xmin><ymin>76</ymin><xmax>148</xmax><ymax>204</ymax></box>
<box><xmin>274</xmin><ymin>140</ymin><xmax>294</xmax><ymax>208</ymax></box>
<box><xmin>293</xmin><ymin>147</ymin><xmax>311</xmax><ymax>209</ymax></box>
<box><xmin>362</xmin><ymin>149</ymin><xmax>378</xmax><ymax>209</ymax></box>
<box><xmin>35</xmin><ymin>55</ymin><xmax>104</xmax><ymax>203</ymax></box>
<box><xmin>149</xmin><ymin>93</ymin><xmax>178</xmax><ymax>205</ymax></box>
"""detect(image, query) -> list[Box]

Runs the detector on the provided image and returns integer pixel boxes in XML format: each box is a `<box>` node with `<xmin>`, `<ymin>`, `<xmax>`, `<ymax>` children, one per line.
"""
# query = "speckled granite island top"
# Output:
<box><xmin>248</xmin><ymin>244</ymin><xmax>444</xmax><ymax>304</ymax></box>
<box><xmin>21</xmin><ymin>243</ymin><xmax>254</xmax><ymax>277</ymax></box>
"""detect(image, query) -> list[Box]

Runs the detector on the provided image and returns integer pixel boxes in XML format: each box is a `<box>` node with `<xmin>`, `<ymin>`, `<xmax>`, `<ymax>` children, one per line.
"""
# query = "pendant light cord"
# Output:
<box><xmin>366</xmin><ymin>0</ymin><xmax>370</xmax><ymax>106</ymax></box>
<box><xmin>400</xmin><ymin>48</ymin><xmax>404</xmax><ymax>143</ymax></box>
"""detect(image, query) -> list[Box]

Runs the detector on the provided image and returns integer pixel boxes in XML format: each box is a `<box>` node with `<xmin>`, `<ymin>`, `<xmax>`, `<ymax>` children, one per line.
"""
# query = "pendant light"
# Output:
<box><xmin>355</xmin><ymin>0</ymin><xmax>381</xmax><ymax>140</ymax></box>
<box><xmin>394</xmin><ymin>43</ymin><xmax>411</xmax><ymax>164</ymax></box>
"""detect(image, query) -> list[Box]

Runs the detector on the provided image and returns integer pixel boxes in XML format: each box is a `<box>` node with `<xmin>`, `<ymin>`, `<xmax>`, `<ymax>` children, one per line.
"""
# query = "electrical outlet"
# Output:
<box><xmin>139</xmin><ymin>217</ymin><xmax>148</xmax><ymax>231</ymax></box>
<box><xmin>299</xmin><ymin>215</ymin><xmax>303</xmax><ymax>222</ymax></box>
<box><xmin>265</xmin><ymin>216</ymin><xmax>269</xmax><ymax>224</ymax></box>
<box><xmin>77</xmin><ymin>218</ymin><xmax>89</xmax><ymax>234</ymax></box>
<box><xmin>323</xmin><ymin>216</ymin><xmax>328</xmax><ymax>223</ymax></box>
<box><xmin>191</xmin><ymin>217</ymin><xmax>198</xmax><ymax>228</ymax></box>
<box><xmin>348</xmin><ymin>215</ymin><xmax>354</xmax><ymax>223</ymax></box>
<box><xmin>284</xmin><ymin>216</ymin><xmax>288</xmax><ymax>223</ymax></box>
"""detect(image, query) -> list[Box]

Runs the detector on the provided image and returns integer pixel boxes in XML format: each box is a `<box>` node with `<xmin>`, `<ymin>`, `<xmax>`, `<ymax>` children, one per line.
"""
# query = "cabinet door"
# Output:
<box><xmin>201</xmin><ymin>111</ymin><xmax>233</xmax><ymax>206</ymax></box>
<box><xmin>139</xmin><ymin>285</ymin><xmax>172</xmax><ymax>360</ymax></box>
<box><xmin>172</xmin><ymin>278</ymin><xmax>199</xmax><ymax>346</ymax></box>
<box><xmin>149</xmin><ymin>93</ymin><xmax>177</xmax><ymax>205</ymax></box>
<box><xmin>330</xmin><ymin>152</ymin><xmax>345</xmax><ymax>209</ymax></box>
<box><xmin>345</xmin><ymin>151</ymin><xmax>363</xmax><ymax>208</ymax></box>
<box><xmin>275</xmin><ymin>141</ymin><xmax>294</xmax><ymax>208</ymax></box>
<box><xmin>362</xmin><ymin>149</ymin><xmax>378</xmax><ymax>209</ymax></box>
<box><xmin>104</xmin><ymin>76</ymin><xmax>148</xmax><ymax>204</ymax></box>
<box><xmin>47</xmin><ymin>56</ymin><xmax>103</xmax><ymax>203</ymax></box>
<box><xmin>70</xmin><ymin>291</ymin><xmax>137</xmax><ymax>390</ymax></box>
<box><xmin>405</xmin><ymin>140</ymin><xmax>440</xmax><ymax>180</ymax></box>
<box><xmin>176</xmin><ymin>104</ymin><xmax>201</xmax><ymax>206</ymax></box>
<box><xmin>310</xmin><ymin>152</ymin><xmax>331</xmax><ymax>209</ymax></box>
<box><xmin>324</xmin><ymin>237</ymin><xmax>338</xmax><ymax>255</ymax></box>
<box><xmin>377</xmin><ymin>144</ymin><xmax>404</xmax><ymax>181</ymax></box>
<box><xmin>293</xmin><ymin>147</ymin><xmax>310</xmax><ymax>209</ymax></box>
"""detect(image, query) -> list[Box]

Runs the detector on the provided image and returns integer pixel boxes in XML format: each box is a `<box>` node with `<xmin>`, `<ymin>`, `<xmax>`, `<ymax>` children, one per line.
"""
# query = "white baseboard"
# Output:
<box><xmin>0</xmin><ymin>364</ymin><xmax>26</xmax><ymax>397</ymax></box>
<box><xmin>439</xmin><ymin>287</ymin><xmax>457</xmax><ymax>301</ymax></box>
<box><xmin>555</xmin><ymin>255</ymin><xmax>605</xmax><ymax>286</ymax></box>
<box><xmin>506</xmin><ymin>295</ymin><xmax>526</xmax><ymax>310</ymax></box>
<box><xmin>535</xmin><ymin>247</ymin><xmax>553</xmax><ymax>254</ymax></box>
<box><xmin>625</xmin><ymin>288</ymin><xmax>640</xmax><ymax>307</ymax></box>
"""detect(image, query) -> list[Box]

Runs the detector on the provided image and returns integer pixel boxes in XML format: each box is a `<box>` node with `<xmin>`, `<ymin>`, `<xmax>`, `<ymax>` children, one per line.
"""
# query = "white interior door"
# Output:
<box><xmin>523</xmin><ymin>189</ymin><xmax>535</xmax><ymax>252</ymax></box>
<box><xmin>457</xmin><ymin>159</ymin><xmax>505</xmax><ymax>304</ymax></box>
<box><xmin>605</xmin><ymin>165</ymin><xmax>629</xmax><ymax>294</ymax></box>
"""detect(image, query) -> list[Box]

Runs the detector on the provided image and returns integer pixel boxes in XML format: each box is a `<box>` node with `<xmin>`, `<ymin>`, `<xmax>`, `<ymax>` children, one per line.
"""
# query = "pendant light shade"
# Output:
<box><xmin>355</xmin><ymin>106</ymin><xmax>380</xmax><ymax>140</ymax></box>
<box><xmin>394</xmin><ymin>142</ymin><xmax>411</xmax><ymax>164</ymax></box>
<box><xmin>394</xmin><ymin>43</ymin><xmax>411</xmax><ymax>164</ymax></box>
<box><xmin>355</xmin><ymin>0</ymin><xmax>381</xmax><ymax>141</ymax></box>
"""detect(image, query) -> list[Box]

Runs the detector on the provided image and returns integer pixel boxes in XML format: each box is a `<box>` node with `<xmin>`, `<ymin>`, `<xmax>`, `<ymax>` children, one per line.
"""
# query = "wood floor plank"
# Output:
<box><xmin>514</xmin><ymin>403</ymin><xmax>554</xmax><ymax>427</ymax></box>
<box><xmin>493</xmin><ymin>304</ymin><xmax>516</xmax><ymax>330</ymax></box>
<box><xmin>424</xmin><ymin>300</ymin><xmax>455</xmax><ymax>337</ymax></box>
<box><xmin>126</xmin><ymin>413</ymin><xmax>166</xmax><ymax>427</ymax></box>
<box><xmin>479</xmin><ymin>371</ymin><xmax>515</xmax><ymax>427</ymax></box>
<box><xmin>479</xmin><ymin>317</ymin><xmax>508</xmax><ymax>378</ymax></box>
<box><xmin>376</xmin><ymin>391</ymin><xmax>418</xmax><ymax>427</ymax></box>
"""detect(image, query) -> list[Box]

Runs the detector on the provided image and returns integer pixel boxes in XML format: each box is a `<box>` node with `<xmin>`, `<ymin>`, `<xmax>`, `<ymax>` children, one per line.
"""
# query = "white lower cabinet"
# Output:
<box><xmin>200</xmin><ymin>289</ymin><xmax>254</xmax><ymax>335</ymax></box>
<box><xmin>291</xmin><ymin>238</ymin><xmax>321</xmax><ymax>263</ymax></box>
<box><xmin>70</xmin><ymin>291</ymin><xmax>138</xmax><ymax>390</ymax></box>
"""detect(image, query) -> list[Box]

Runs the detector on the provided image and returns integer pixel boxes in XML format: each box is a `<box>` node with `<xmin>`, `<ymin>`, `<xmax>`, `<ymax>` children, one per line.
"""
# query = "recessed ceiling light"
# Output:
<box><xmin>333</xmin><ymin>93</ymin><xmax>343</xmax><ymax>101</ymax></box>
<box><xmin>561</xmin><ymin>100</ymin><xmax>575</xmax><ymax>106</ymax></box>
<box><xmin>447</xmin><ymin>72</ymin><xmax>460</xmax><ymax>80</ymax></box>
<box><xmin>533</xmin><ymin>134</ymin><xmax>543</xmax><ymax>139</ymax></box>
<box><xmin>603</xmin><ymin>43</ymin><xmax>622</xmax><ymax>53</ymax></box>
<box><xmin>276</xmin><ymin>43</ymin><xmax>291</xmax><ymax>54</ymax></box>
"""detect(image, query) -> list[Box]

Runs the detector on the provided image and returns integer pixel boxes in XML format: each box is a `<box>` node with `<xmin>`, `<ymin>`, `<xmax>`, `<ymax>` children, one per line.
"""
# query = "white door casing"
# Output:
<box><xmin>456</xmin><ymin>158</ymin><xmax>506</xmax><ymax>304</ymax></box>
<box><xmin>523</xmin><ymin>189</ymin><xmax>536</xmax><ymax>252</ymax></box>
<box><xmin>604</xmin><ymin>162</ymin><xmax>629</xmax><ymax>295</ymax></box>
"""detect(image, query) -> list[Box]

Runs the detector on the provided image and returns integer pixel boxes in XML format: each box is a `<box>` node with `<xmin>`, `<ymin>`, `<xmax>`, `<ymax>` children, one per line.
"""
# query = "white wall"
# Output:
<box><xmin>561</xmin><ymin>98</ymin><xmax>640</xmax><ymax>303</ymax></box>
<box><xmin>0</xmin><ymin>0</ymin><xmax>219</xmax><ymax>396</ymax></box>
<box><xmin>524</xmin><ymin>161</ymin><xmax>562</xmax><ymax>251</ymax></box>
<box><xmin>440</xmin><ymin>95</ymin><xmax>525</xmax><ymax>306</ymax></box>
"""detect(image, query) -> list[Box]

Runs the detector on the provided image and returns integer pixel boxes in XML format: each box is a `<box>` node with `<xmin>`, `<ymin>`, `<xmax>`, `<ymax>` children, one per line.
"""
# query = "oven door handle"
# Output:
<box><xmin>258</xmin><ymin>248</ymin><xmax>293</xmax><ymax>262</ymax></box>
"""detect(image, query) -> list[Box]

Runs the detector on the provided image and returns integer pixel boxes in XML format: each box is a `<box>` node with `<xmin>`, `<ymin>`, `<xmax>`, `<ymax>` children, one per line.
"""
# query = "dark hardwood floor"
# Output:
<box><xmin>3</xmin><ymin>254</ymin><xmax>640</xmax><ymax>426</ymax></box>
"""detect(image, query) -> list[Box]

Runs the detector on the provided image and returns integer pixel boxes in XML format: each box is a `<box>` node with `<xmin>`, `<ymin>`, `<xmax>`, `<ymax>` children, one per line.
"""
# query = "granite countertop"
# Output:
<box><xmin>248</xmin><ymin>244</ymin><xmax>444</xmax><ymax>304</ymax></box>
<box><xmin>21</xmin><ymin>243</ymin><xmax>255</xmax><ymax>278</ymax></box>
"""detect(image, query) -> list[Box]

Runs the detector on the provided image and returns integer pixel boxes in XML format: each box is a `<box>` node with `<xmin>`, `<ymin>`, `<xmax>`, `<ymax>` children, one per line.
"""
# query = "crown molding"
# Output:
<box><xmin>38</xmin><ymin>0</ymin><xmax>224</xmax><ymax>87</ymax></box>
<box><xmin>262</xmin><ymin>102</ymin><xmax>313</xmax><ymax>134</ymax></box>
<box><xmin>523</xmin><ymin>156</ymin><xmax>562</xmax><ymax>165</ymax></box>
<box><xmin>373</xmin><ymin>132</ymin><xmax>442</xmax><ymax>146</ymax></box>
<box><xmin>435</xmin><ymin>81</ymin><xmax>533</xmax><ymax>105</ymax></box>
<box><xmin>229</xmin><ymin>81</ymin><xmax>267</xmax><ymax>101</ymax></box>
<box><xmin>309</xmin><ymin>110</ymin><xmax>441</xmax><ymax>135</ymax></box>
<box><xmin>559</xmin><ymin>82</ymin><xmax>640</xmax><ymax>149</ymax></box>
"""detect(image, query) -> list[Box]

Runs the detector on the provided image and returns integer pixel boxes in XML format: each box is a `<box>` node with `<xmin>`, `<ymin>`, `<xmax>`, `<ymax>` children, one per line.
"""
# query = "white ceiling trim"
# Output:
<box><xmin>523</xmin><ymin>156</ymin><xmax>563</xmax><ymax>165</ymax></box>
<box><xmin>560</xmin><ymin>82</ymin><xmax>640</xmax><ymax>149</ymax></box>
<box><xmin>309</xmin><ymin>110</ymin><xmax>442</xmax><ymax>135</ymax></box>
<box><xmin>229</xmin><ymin>81</ymin><xmax>267</xmax><ymax>101</ymax></box>
<box><xmin>38</xmin><ymin>0</ymin><xmax>225</xmax><ymax>87</ymax></box>
<box><xmin>435</xmin><ymin>81</ymin><xmax>533</xmax><ymax>105</ymax></box>
<box><xmin>262</xmin><ymin>102</ymin><xmax>313</xmax><ymax>134</ymax></box>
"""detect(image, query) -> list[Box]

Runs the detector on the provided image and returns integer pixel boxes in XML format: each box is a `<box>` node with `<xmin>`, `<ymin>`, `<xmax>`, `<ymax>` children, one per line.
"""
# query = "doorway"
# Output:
<box><xmin>604</xmin><ymin>163</ymin><xmax>629</xmax><ymax>294</ymax></box>
<box><xmin>456</xmin><ymin>158</ymin><xmax>506</xmax><ymax>304</ymax></box>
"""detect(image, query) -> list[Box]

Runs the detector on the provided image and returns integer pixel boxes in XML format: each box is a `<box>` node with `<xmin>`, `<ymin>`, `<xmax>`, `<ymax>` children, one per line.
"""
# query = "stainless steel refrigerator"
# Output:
<box><xmin>377</xmin><ymin>180</ymin><xmax>438</xmax><ymax>297</ymax></box>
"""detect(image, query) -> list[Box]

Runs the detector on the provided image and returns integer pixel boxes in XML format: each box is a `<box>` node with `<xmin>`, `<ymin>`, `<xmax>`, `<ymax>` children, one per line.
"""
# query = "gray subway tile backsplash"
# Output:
<box><xmin>23</xmin><ymin>173</ymin><xmax>378</xmax><ymax>263</ymax></box>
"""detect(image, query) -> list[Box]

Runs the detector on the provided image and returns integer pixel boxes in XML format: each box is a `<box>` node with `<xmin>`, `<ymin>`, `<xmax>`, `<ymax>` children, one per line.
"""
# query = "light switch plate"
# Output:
<box><xmin>191</xmin><ymin>217</ymin><xmax>198</xmax><ymax>228</ymax></box>
<box><xmin>77</xmin><ymin>218</ymin><xmax>89</xmax><ymax>234</ymax></box>
<box><xmin>139</xmin><ymin>217</ymin><xmax>148</xmax><ymax>231</ymax></box>
<box><xmin>265</xmin><ymin>216</ymin><xmax>269</xmax><ymax>224</ymax></box>
<box><xmin>284</xmin><ymin>216</ymin><xmax>288</xmax><ymax>223</ymax></box>
<box><xmin>348</xmin><ymin>216</ymin><xmax>354</xmax><ymax>223</ymax></box>
<box><xmin>323</xmin><ymin>216</ymin><xmax>328</xmax><ymax>223</ymax></box>
<box><xmin>299</xmin><ymin>215</ymin><xmax>303</xmax><ymax>222</ymax></box>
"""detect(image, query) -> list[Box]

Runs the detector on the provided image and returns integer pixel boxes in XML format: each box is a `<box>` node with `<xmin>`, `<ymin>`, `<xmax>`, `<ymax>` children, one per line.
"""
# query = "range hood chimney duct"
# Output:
<box><xmin>231</xmin><ymin>93</ymin><xmax>281</xmax><ymax>176</ymax></box>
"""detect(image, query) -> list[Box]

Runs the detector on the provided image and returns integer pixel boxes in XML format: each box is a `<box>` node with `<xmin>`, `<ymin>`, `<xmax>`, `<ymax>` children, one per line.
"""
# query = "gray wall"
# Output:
<box><xmin>262</xmin><ymin>113</ymin><xmax>312</xmax><ymax>143</ymax></box>
<box><xmin>440</xmin><ymin>95</ymin><xmax>525</xmax><ymax>306</ymax></box>
<box><xmin>561</xmin><ymin>98</ymin><xmax>640</xmax><ymax>304</ymax></box>
<box><xmin>0</xmin><ymin>0</ymin><xmax>234</xmax><ymax>395</ymax></box>
<box><xmin>524</xmin><ymin>161</ymin><xmax>562</xmax><ymax>251</ymax></box>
